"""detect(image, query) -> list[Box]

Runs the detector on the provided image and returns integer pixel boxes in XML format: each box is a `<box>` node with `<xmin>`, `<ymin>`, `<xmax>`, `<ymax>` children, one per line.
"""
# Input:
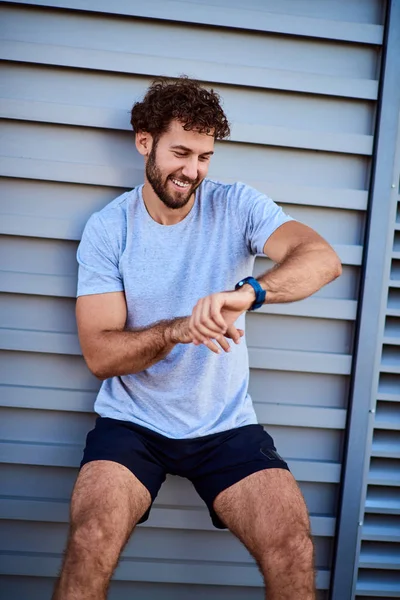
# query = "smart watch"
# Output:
<box><xmin>235</xmin><ymin>276</ymin><xmax>266</xmax><ymax>310</ymax></box>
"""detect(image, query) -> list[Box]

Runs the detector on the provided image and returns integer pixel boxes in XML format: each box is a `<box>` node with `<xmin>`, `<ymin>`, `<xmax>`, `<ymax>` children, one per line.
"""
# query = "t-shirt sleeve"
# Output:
<box><xmin>76</xmin><ymin>212</ymin><xmax>124</xmax><ymax>297</ymax></box>
<box><xmin>230</xmin><ymin>182</ymin><xmax>294</xmax><ymax>256</ymax></box>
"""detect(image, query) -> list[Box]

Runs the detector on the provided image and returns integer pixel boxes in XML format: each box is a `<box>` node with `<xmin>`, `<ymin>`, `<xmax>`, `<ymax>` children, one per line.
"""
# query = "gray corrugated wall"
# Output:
<box><xmin>0</xmin><ymin>1</ymin><xmax>386</xmax><ymax>598</ymax></box>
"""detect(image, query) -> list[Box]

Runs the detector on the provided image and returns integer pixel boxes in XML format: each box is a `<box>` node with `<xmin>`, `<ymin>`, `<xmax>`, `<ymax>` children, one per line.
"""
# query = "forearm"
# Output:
<box><xmin>86</xmin><ymin>317</ymin><xmax>186</xmax><ymax>380</ymax></box>
<box><xmin>258</xmin><ymin>245</ymin><xmax>342</xmax><ymax>304</ymax></box>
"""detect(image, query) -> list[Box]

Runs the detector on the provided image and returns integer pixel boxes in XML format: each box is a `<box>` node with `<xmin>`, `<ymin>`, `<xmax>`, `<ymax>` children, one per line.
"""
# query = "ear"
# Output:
<box><xmin>135</xmin><ymin>131</ymin><xmax>152</xmax><ymax>157</ymax></box>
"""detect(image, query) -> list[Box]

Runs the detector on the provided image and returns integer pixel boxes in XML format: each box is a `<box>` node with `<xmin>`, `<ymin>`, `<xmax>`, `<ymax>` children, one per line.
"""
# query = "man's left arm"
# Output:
<box><xmin>188</xmin><ymin>221</ymin><xmax>342</xmax><ymax>345</ymax></box>
<box><xmin>257</xmin><ymin>220</ymin><xmax>342</xmax><ymax>303</ymax></box>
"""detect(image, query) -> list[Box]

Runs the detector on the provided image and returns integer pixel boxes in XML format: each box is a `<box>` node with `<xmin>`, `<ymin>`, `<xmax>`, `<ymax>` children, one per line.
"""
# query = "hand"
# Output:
<box><xmin>189</xmin><ymin>287</ymin><xmax>255</xmax><ymax>349</ymax></box>
<box><xmin>166</xmin><ymin>316</ymin><xmax>244</xmax><ymax>355</ymax></box>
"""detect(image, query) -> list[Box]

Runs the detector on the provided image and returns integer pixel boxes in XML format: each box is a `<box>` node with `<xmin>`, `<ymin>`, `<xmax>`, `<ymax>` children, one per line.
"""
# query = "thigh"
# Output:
<box><xmin>71</xmin><ymin>460</ymin><xmax>151</xmax><ymax>538</ymax></box>
<box><xmin>77</xmin><ymin>417</ymin><xmax>167</xmax><ymax>532</ymax></box>
<box><xmin>213</xmin><ymin>468</ymin><xmax>311</xmax><ymax>560</ymax></box>
<box><xmin>63</xmin><ymin>460</ymin><xmax>151</xmax><ymax>577</ymax></box>
<box><xmin>190</xmin><ymin>424</ymin><xmax>290</xmax><ymax>529</ymax></box>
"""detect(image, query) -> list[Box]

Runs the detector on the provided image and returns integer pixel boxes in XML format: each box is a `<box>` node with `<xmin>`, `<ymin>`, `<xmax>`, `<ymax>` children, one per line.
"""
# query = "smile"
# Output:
<box><xmin>170</xmin><ymin>177</ymin><xmax>191</xmax><ymax>189</ymax></box>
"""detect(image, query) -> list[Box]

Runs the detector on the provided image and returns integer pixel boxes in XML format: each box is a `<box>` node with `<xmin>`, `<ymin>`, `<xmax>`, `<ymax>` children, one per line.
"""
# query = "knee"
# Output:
<box><xmin>286</xmin><ymin>529</ymin><xmax>314</xmax><ymax>563</ymax></box>
<box><xmin>260</xmin><ymin>528</ymin><xmax>314</xmax><ymax>572</ymax></box>
<box><xmin>69</xmin><ymin>517</ymin><xmax>120</xmax><ymax>562</ymax></box>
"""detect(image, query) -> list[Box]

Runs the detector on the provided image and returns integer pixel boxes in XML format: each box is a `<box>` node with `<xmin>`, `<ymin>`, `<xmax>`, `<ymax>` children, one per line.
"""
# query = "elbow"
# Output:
<box><xmin>330</xmin><ymin>252</ymin><xmax>342</xmax><ymax>281</ymax></box>
<box><xmin>85</xmin><ymin>355</ymin><xmax>110</xmax><ymax>381</ymax></box>
<box><xmin>92</xmin><ymin>364</ymin><xmax>111</xmax><ymax>381</ymax></box>
<box><xmin>93</xmin><ymin>370</ymin><xmax>109</xmax><ymax>382</ymax></box>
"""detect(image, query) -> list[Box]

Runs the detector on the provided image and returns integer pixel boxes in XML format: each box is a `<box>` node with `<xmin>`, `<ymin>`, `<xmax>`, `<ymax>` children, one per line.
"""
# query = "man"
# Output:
<box><xmin>53</xmin><ymin>77</ymin><xmax>341</xmax><ymax>600</ymax></box>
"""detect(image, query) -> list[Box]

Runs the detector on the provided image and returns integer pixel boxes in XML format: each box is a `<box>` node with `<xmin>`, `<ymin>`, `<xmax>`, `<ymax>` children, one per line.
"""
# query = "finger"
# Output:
<box><xmin>202</xmin><ymin>338</ymin><xmax>221</xmax><ymax>354</ymax></box>
<box><xmin>225</xmin><ymin>324</ymin><xmax>242</xmax><ymax>344</ymax></box>
<box><xmin>198</xmin><ymin>295</ymin><xmax>226</xmax><ymax>335</ymax></box>
<box><xmin>209</xmin><ymin>294</ymin><xmax>228</xmax><ymax>331</ymax></box>
<box><xmin>216</xmin><ymin>335</ymin><xmax>230</xmax><ymax>353</ymax></box>
<box><xmin>192</xmin><ymin>298</ymin><xmax>224</xmax><ymax>340</ymax></box>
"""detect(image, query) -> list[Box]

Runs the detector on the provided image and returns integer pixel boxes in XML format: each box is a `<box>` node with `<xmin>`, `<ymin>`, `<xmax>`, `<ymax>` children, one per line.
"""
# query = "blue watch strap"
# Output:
<box><xmin>235</xmin><ymin>276</ymin><xmax>266</xmax><ymax>310</ymax></box>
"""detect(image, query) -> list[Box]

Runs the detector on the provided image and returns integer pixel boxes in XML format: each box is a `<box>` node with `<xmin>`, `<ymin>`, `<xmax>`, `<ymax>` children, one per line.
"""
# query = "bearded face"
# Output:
<box><xmin>145</xmin><ymin>142</ymin><xmax>203</xmax><ymax>210</ymax></box>
<box><xmin>143</xmin><ymin>121</ymin><xmax>215</xmax><ymax>210</ymax></box>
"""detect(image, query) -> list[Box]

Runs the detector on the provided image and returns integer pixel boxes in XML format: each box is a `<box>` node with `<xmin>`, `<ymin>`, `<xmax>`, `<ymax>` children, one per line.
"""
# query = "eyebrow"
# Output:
<box><xmin>170</xmin><ymin>145</ymin><xmax>214</xmax><ymax>156</ymax></box>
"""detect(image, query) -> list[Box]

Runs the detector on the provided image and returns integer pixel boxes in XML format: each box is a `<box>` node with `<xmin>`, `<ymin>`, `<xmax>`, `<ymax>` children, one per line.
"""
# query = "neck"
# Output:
<box><xmin>142</xmin><ymin>180</ymin><xmax>196</xmax><ymax>226</ymax></box>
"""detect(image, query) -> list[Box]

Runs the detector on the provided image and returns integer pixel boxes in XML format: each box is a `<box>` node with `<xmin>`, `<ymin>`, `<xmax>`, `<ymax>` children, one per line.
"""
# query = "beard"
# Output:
<box><xmin>146</xmin><ymin>144</ymin><xmax>201</xmax><ymax>210</ymax></box>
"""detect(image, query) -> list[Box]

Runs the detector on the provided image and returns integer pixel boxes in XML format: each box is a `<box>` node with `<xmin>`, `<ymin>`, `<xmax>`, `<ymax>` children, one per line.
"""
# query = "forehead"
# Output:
<box><xmin>160</xmin><ymin>119</ymin><xmax>215</xmax><ymax>153</ymax></box>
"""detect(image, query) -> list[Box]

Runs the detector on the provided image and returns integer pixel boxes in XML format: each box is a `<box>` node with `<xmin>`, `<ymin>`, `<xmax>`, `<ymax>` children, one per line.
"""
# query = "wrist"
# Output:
<box><xmin>163</xmin><ymin>317</ymin><xmax>189</xmax><ymax>346</ymax></box>
<box><xmin>163</xmin><ymin>321</ymin><xmax>175</xmax><ymax>346</ymax></box>
<box><xmin>236</xmin><ymin>284</ymin><xmax>256</xmax><ymax>309</ymax></box>
<box><xmin>235</xmin><ymin>276</ymin><xmax>266</xmax><ymax>310</ymax></box>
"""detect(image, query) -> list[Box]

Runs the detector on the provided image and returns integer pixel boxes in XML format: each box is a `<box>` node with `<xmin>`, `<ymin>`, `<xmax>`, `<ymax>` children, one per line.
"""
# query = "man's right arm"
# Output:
<box><xmin>76</xmin><ymin>292</ymin><xmax>238</xmax><ymax>380</ymax></box>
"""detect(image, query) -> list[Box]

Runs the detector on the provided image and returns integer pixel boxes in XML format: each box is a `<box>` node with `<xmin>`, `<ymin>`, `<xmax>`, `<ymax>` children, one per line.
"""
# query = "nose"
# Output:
<box><xmin>181</xmin><ymin>157</ymin><xmax>198</xmax><ymax>182</ymax></box>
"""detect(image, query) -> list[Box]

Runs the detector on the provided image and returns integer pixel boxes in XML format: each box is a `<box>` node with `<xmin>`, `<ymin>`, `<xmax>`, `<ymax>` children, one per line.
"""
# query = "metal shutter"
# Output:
<box><xmin>332</xmin><ymin>2</ymin><xmax>400</xmax><ymax>597</ymax></box>
<box><xmin>0</xmin><ymin>1</ymin><xmax>387</xmax><ymax>598</ymax></box>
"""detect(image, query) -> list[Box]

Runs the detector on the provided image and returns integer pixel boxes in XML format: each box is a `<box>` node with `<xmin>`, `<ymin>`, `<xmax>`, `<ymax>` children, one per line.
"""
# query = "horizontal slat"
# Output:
<box><xmin>368</xmin><ymin>459</ymin><xmax>400</xmax><ymax>487</ymax></box>
<box><xmin>4</xmin><ymin>0</ymin><xmax>384</xmax><ymax>44</ymax></box>
<box><xmin>0</xmin><ymin>385</ymin><xmax>347</xmax><ymax>429</ymax></box>
<box><xmin>0</xmin><ymin>329</ymin><xmax>81</xmax><ymax>355</ymax></box>
<box><xmin>249</xmin><ymin>347</ymin><xmax>352</xmax><ymax>375</ymax></box>
<box><xmin>0</xmin><ymin>214</ymin><xmax>363</xmax><ymax>266</ymax></box>
<box><xmin>0</xmin><ymin>441</ymin><xmax>341</xmax><ymax>483</ymax></box>
<box><xmin>383</xmin><ymin>336</ymin><xmax>400</xmax><ymax>346</ymax></box>
<box><xmin>0</xmin><ymin>156</ymin><xmax>138</xmax><ymax>189</ymax></box>
<box><xmin>377</xmin><ymin>392</ymin><xmax>400</xmax><ymax>402</ymax></box>
<box><xmin>358</xmin><ymin>555</ymin><xmax>400</xmax><ymax>570</ymax></box>
<box><xmin>389</xmin><ymin>280</ymin><xmax>400</xmax><ymax>289</ymax></box>
<box><xmin>375</xmin><ymin>402</ymin><xmax>400</xmax><ymax>429</ymax></box>
<box><xmin>365</xmin><ymin>499</ymin><xmax>400</xmax><ymax>515</ymax></box>
<box><xmin>373</xmin><ymin>420</ymin><xmax>400</xmax><ymax>432</ymax></box>
<box><xmin>356</xmin><ymin>582</ymin><xmax>400</xmax><ymax>597</ymax></box>
<box><xmin>0</xmin><ymin>328</ymin><xmax>352</xmax><ymax>375</ymax></box>
<box><xmin>0</xmin><ymin>157</ymin><xmax>369</xmax><ymax>210</ymax></box>
<box><xmin>0</xmin><ymin>385</ymin><xmax>96</xmax><ymax>413</ymax></box>
<box><xmin>0</xmin><ymin>213</ymin><xmax>81</xmax><ymax>241</ymax></box>
<box><xmin>240</xmin><ymin>181</ymin><xmax>368</xmax><ymax>210</ymax></box>
<box><xmin>362</xmin><ymin>527</ymin><xmax>400</xmax><ymax>543</ymax></box>
<box><xmin>259</xmin><ymin>298</ymin><xmax>357</xmax><ymax>320</ymax></box>
<box><xmin>368</xmin><ymin>477</ymin><xmax>400</xmax><ymax>487</ymax></box>
<box><xmin>0</xmin><ymin>498</ymin><xmax>335</xmax><ymax>537</ymax></box>
<box><xmin>380</xmin><ymin>363</ymin><xmax>400</xmax><ymax>375</ymax></box>
<box><xmin>0</xmin><ymin>551</ymin><xmax>330</xmax><ymax>588</ymax></box>
<box><xmin>0</xmin><ymin>441</ymin><xmax>82</xmax><ymax>468</ymax></box>
<box><xmin>0</xmin><ymin>40</ymin><xmax>379</xmax><ymax>100</ymax></box>
<box><xmin>369</xmin><ymin>436</ymin><xmax>400</xmax><ymax>459</ymax></box>
<box><xmin>0</xmin><ymin>98</ymin><xmax>374</xmax><ymax>155</ymax></box>
<box><xmin>233</xmin><ymin>123</ymin><xmax>373</xmax><ymax>155</ymax></box>
<box><xmin>0</xmin><ymin>270</ymin><xmax>77</xmax><ymax>298</ymax></box>
<box><xmin>371</xmin><ymin>447</ymin><xmax>400</xmax><ymax>459</ymax></box>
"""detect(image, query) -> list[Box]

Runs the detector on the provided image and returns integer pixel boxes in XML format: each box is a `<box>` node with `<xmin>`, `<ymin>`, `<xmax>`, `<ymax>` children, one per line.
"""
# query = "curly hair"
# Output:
<box><xmin>130</xmin><ymin>76</ymin><xmax>230</xmax><ymax>141</ymax></box>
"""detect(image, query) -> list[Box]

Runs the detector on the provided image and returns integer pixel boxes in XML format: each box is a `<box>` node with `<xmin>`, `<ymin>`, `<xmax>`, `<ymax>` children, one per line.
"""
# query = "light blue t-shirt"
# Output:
<box><xmin>77</xmin><ymin>178</ymin><xmax>292</xmax><ymax>439</ymax></box>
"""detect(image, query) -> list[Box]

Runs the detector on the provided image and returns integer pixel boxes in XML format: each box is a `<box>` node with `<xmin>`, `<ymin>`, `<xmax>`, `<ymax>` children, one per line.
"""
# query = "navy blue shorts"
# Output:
<box><xmin>81</xmin><ymin>417</ymin><xmax>290</xmax><ymax>529</ymax></box>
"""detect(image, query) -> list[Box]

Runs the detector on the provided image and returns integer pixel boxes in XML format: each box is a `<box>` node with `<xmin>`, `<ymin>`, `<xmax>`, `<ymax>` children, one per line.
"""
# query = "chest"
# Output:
<box><xmin>119</xmin><ymin>222</ymin><xmax>251</xmax><ymax>327</ymax></box>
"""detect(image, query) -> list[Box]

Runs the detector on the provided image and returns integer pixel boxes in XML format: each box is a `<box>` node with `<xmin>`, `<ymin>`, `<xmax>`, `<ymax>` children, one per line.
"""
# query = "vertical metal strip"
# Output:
<box><xmin>330</xmin><ymin>1</ymin><xmax>400</xmax><ymax>598</ymax></box>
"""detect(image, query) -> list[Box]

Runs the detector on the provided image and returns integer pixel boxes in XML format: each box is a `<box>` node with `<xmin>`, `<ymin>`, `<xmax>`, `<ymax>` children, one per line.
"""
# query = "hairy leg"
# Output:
<box><xmin>52</xmin><ymin>460</ymin><xmax>151</xmax><ymax>600</ymax></box>
<box><xmin>213</xmin><ymin>469</ymin><xmax>316</xmax><ymax>600</ymax></box>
